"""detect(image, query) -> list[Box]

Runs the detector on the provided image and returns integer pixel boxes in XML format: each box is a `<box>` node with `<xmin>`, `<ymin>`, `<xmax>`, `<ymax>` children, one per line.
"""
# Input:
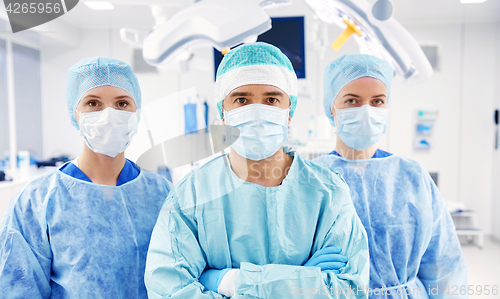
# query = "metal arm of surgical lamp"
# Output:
<box><xmin>367</xmin><ymin>0</ymin><xmax>433</xmax><ymax>86</ymax></box>
<box><xmin>305</xmin><ymin>0</ymin><xmax>433</xmax><ymax>87</ymax></box>
<box><xmin>141</xmin><ymin>0</ymin><xmax>271</xmax><ymax>66</ymax></box>
<box><xmin>119</xmin><ymin>0</ymin><xmax>296</xmax><ymax>66</ymax></box>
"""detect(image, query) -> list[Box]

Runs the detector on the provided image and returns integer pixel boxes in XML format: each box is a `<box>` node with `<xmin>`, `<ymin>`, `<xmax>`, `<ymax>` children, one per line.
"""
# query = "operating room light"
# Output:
<box><xmin>84</xmin><ymin>1</ymin><xmax>115</xmax><ymax>10</ymax></box>
<box><xmin>460</xmin><ymin>0</ymin><xmax>487</xmax><ymax>3</ymax></box>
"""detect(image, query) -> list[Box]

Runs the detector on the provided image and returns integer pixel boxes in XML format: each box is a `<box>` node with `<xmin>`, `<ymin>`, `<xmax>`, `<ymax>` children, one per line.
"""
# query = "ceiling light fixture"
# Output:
<box><xmin>84</xmin><ymin>1</ymin><xmax>115</xmax><ymax>10</ymax></box>
<box><xmin>460</xmin><ymin>0</ymin><xmax>487</xmax><ymax>3</ymax></box>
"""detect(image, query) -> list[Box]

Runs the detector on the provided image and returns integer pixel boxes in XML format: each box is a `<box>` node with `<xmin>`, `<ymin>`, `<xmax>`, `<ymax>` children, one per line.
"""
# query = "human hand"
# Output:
<box><xmin>199</xmin><ymin>268</ymin><xmax>230</xmax><ymax>293</ymax></box>
<box><xmin>304</xmin><ymin>246</ymin><xmax>348</xmax><ymax>273</ymax></box>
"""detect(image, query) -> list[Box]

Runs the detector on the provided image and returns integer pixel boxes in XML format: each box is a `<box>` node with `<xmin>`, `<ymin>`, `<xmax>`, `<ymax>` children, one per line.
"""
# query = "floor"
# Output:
<box><xmin>461</xmin><ymin>236</ymin><xmax>500</xmax><ymax>299</ymax></box>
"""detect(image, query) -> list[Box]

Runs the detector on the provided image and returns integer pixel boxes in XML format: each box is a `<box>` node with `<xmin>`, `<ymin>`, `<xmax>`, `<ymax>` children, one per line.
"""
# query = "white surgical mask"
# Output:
<box><xmin>224</xmin><ymin>104</ymin><xmax>289</xmax><ymax>161</ymax></box>
<box><xmin>335</xmin><ymin>104</ymin><xmax>388</xmax><ymax>150</ymax></box>
<box><xmin>78</xmin><ymin>107</ymin><xmax>139</xmax><ymax>158</ymax></box>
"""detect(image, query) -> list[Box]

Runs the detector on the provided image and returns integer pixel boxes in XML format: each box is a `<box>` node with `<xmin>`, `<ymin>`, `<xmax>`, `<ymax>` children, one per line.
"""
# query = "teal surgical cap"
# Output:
<box><xmin>214</xmin><ymin>42</ymin><xmax>298</xmax><ymax>119</ymax></box>
<box><xmin>66</xmin><ymin>57</ymin><xmax>142</xmax><ymax>129</ymax></box>
<box><xmin>323</xmin><ymin>54</ymin><xmax>394</xmax><ymax>126</ymax></box>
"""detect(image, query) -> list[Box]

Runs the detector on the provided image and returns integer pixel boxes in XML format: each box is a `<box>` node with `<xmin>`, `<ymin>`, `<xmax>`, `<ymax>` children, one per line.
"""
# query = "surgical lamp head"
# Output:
<box><xmin>214</xmin><ymin>42</ymin><xmax>298</xmax><ymax>119</ymax></box>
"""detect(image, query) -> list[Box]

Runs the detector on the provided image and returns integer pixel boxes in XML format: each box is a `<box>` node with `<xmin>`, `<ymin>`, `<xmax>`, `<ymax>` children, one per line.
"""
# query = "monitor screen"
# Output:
<box><xmin>213</xmin><ymin>16</ymin><xmax>305</xmax><ymax>80</ymax></box>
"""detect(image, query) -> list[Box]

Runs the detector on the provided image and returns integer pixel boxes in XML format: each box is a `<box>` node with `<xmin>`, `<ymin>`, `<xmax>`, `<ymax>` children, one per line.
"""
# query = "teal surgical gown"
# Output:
<box><xmin>0</xmin><ymin>163</ymin><xmax>172</xmax><ymax>298</ymax></box>
<box><xmin>314</xmin><ymin>153</ymin><xmax>468</xmax><ymax>299</ymax></box>
<box><xmin>145</xmin><ymin>152</ymin><xmax>369</xmax><ymax>298</ymax></box>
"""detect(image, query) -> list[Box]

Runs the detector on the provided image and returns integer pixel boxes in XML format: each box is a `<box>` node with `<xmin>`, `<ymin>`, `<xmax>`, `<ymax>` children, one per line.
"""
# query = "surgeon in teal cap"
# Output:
<box><xmin>315</xmin><ymin>54</ymin><xmax>468</xmax><ymax>298</ymax></box>
<box><xmin>145</xmin><ymin>43</ymin><xmax>370</xmax><ymax>298</ymax></box>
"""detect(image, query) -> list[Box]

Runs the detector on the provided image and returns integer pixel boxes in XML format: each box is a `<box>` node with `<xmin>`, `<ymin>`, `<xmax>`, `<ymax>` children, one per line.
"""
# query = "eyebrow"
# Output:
<box><xmin>228</xmin><ymin>91</ymin><xmax>252</xmax><ymax>97</ymax></box>
<box><xmin>82</xmin><ymin>95</ymin><xmax>132</xmax><ymax>100</ymax></box>
<box><xmin>342</xmin><ymin>93</ymin><xmax>386</xmax><ymax>98</ymax></box>
<box><xmin>83</xmin><ymin>94</ymin><xmax>100</xmax><ymax>99</ymax></box>
<box><xmin>342</xmin><ymin>93</ymin><xmax>360</xmax><ymax>98</ymax></box>
<box><xmin>228</xmin><ymin>91</ymin><xmax>286</xmax><ymax>97</ymax></box>
<box><xmin>115</xmin><ymin>95</ymin><xmax>133</xmax><ymax>100</ymax></box>
<box><xmin>263</xmin><ymin>91</ymin><xmax>285</xmax><ymax>97</ymax></box>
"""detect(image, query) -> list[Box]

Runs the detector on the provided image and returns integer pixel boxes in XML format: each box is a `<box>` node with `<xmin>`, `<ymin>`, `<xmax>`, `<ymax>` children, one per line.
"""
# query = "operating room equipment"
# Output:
<box><xmin>305</xmin><ymin>0</ymin><xmax>433</xmax><ymax>87</ymax></box>
<box><xmin>184</xmin><ymin>102</ymin><xmax>198</xmax><ymax>134</ymax></box>
<box><xmin>495</xmin><ymin>109</ymin><xmax>498</xmax><ymax>149</ymax></box>
<box><xmin>36</xmin><ymin>156</ymin><xmax>70</xmax><ymax>168</ymax></box>
<box><xmin>119</xmin><ymin>0</ymin><xmax>281</xmax><ymax>66</ymax></box>
<box><xmin>117</xmin><ymin>0</ymin><xmax>431</xmax><ymax>88</ymax></box>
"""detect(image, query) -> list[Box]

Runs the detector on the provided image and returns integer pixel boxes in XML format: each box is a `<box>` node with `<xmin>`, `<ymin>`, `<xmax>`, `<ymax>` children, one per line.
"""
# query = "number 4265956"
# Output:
<box><xmin>6</xmin><ymin>3</ymin><xmax>62</xmax><ymax>14</ymax></box>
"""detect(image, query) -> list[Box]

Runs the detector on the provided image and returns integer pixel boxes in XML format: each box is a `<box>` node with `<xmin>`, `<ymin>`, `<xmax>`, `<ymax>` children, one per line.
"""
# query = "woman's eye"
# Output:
<box><xmin>346</xmin><ymin>99</ymin><xmax>356</xmax><ymax>105</ymax></box>
<box><xmin>267</xmin><ymin>98</ymin><xmax>278</xmax><ymax>104</ymax></box>
<box><xmin>117</xmin><ymin>101</ymin><xmax>129</xmax><ymax>108</ymax></box>
<box><xmin>236</xmin><ymin>98</ymin><xmax>247</xmax><ymax>104</ymax></box>
<box><xmin>88</xmin><ymin>101</ymin><xmax>98</xmax><ymax>107</ymax></box>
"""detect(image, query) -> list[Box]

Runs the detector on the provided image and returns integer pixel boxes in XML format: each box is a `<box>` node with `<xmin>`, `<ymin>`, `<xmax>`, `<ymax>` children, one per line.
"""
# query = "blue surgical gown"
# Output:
<box><xmin>314</xmin><ymin>153</ymin><xmax>468</xmax><ymax>298</ymax></box>
<box><xmin>145</xmin><ymin>152</ymin><xmax>370</xmax><ymax>298</ymax></box>
<box><xmin>0</xmin><ymin>162</ymin><xmax>172</xmax><ymax>298</ymax></box>
<box><xmin>59</xmin><ymin>158</ymin><xmax>141</xmax><ymax>186</ymax></box>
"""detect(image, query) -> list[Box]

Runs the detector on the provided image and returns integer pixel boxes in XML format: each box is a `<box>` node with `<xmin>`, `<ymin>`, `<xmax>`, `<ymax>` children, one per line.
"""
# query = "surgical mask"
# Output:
<box><xmin>78</xmin><ymin>107</ymin><xmax>139</xmax><ymax>157</ymax></box>
<box><xmin>224</xmin><ymin>104</ymin><xmax>289</xmax><ymax>161</ymax></box>
<box><xmin>335</xmin><ymin>104</ymin><xmax>388</xmax><ymax>150</ymax></box>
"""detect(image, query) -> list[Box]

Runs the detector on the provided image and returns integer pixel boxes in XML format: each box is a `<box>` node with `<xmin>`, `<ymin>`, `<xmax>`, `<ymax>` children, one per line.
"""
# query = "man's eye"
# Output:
<box><xmin>236</xmin><ymin>98</ymin><xmax>246</xmax><ymax>104</ymax></box>
<box><xmin>374</xmin><ymin>99</ymin><xmax>384</xmax><ymax>105</ymax></box>
<box><xmin>268</xmin><ymin>98</ymin><xmax>278</xmax><ymax>104</ymax></box>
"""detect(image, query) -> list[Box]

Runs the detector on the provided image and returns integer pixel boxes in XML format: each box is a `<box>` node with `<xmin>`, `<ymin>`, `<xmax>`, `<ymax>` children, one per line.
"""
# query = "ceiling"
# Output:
<box><xmin>392</xmin><ymin>0</ymin><xmax>500</xmax><ymax>25</ymax></box>
<box><xmin>58</xmin><ymin>2</ymin><xmax>155</xmax><ymax>30</ymax></box>
<box><xmin>53</xmin><ymin>0</ymin><xmax>500</xmax><ymax>31</ymax></box>
<box><xmin>1</xmin><ymin>0</ymin><xmax>499</xmax><ymax>32</ymax></box>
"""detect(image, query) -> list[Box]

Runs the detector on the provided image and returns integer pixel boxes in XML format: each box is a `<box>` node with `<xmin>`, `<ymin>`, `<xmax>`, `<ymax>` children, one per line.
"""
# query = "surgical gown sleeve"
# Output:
<box><xmin>417</xmin><ymin>174</ymin><xmax>468</xmax><ymax>299</ymax></box>
<box><xmin>145</xmin><ymin>178</ymin><xmax>369</xmax><ymax>299</ymax></box>
<box><xmin>145</xmin><ymin>194</ymin><xmax>223</xmax><ymax>299</ymax></box>
<box><xmin>0</xmin><ymin>186</ymin><xmax>52</xmax><ymax>298</ymax></box>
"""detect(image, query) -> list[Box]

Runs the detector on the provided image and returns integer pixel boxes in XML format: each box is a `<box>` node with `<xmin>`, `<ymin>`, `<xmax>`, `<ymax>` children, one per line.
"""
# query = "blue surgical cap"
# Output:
<box><xmin>323</xmin><ymin>54</ymin><xmax>394</xmax><ymax>126</ymax></box>
<box><xmin>215</xmin><ymin>42</ymin><xmax>298</xmax><ymax>119</ymax></box>
<box><xmin>66</xmin><ymin>57</ymin><xmax>142</xmax><ymax>129</ymax></box>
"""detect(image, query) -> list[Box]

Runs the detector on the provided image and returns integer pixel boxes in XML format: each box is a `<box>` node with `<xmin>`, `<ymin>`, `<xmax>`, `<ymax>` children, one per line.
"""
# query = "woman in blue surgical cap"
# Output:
<box><xmin>315</xmin><ymin>54</ymin><xmax>468</xmax><ymax>299</ymax></box>
<box><xmin>0</xmin><ymin>57</ymin><xmax>172</xmax><ymax>298</ymax></box>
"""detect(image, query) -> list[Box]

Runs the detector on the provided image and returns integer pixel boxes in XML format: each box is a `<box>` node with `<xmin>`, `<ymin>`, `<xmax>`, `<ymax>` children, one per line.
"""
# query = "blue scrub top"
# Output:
<box><xmin>59</xmin><ymin>159</ymin><xmax>140</xmax><ymax>186</ymax></box>
<box><xmin>329</xmin><ymin>148</ymin><xmax>393</xmax><ymax>159</ymax></box>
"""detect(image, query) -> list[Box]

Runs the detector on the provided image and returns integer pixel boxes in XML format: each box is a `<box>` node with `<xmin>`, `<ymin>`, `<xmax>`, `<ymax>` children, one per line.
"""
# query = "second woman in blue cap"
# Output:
<box><xmin>315</xmin><ymin>54</ymin><xmax>468</xmax><ymax>298</ymax></box>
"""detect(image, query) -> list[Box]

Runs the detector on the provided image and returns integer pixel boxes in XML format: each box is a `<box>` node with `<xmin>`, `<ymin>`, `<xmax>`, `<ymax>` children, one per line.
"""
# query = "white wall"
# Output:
<box><xmin>459</xmin><ymin>23</ymin><xmax>495</xmax><ymax>235</ymax></box>
<box><xmin>387</xmin><ymin>22</ymin><xmax>497</xmax><ymax>234</ymax></box>
<box><xmin>491</xmin><ymin>23</ymin><xmax>500</xmax><ymax>240</ymax></box>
